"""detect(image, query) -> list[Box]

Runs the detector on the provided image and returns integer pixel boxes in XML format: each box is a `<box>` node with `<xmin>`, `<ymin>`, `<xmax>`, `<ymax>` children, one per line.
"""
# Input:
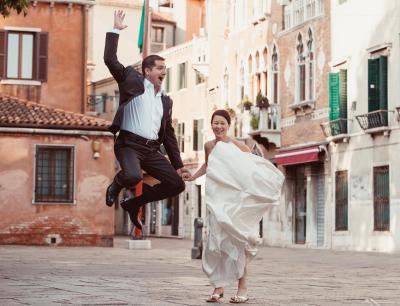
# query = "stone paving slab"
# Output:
<box><xmin>0</xmin><ymin>237</ymin><xmax>400</xmax><ymax>305</ymax></box>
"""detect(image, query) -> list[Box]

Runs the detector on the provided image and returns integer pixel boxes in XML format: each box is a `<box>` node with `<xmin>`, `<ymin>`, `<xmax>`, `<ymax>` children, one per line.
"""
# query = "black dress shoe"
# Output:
<box><xmin>105</xmin><ymin>180</ymin><xmax>122</xmax><ymax>207</ymax></box>
<box><xmin>121</xmin><ymin>199</ymin><xmax>142</xmax><ymax>230</ymax></box>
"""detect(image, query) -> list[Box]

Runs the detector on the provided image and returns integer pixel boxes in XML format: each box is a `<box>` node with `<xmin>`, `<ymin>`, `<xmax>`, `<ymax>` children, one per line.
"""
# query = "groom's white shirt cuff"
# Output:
<box><xmin>110</xmin><ymin>28</ymin><xmax>120</xmax><ymax>34</ymax></box>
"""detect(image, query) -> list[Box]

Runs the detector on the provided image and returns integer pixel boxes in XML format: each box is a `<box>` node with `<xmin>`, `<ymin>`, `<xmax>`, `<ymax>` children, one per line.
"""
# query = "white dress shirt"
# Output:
<box><xmin>120</xmin><ymin>79</ymin><xmax>164</xmax><ymax>140</ymax></box>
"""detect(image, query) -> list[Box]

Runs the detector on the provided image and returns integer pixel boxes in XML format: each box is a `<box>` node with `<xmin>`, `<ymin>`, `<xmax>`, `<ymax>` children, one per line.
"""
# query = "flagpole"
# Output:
<box><xmin>143</xmin><ymin>0</ymin><xmax>150</xmax><ymax>58</ymax></box>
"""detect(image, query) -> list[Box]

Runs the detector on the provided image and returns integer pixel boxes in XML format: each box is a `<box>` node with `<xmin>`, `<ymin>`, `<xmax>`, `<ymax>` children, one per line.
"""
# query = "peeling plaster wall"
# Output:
<box><xmin>0</xmin><ymin>133</ymin><xmax>115</xmax><ymax>246</ymax></box>
<box><xmin>329</xmin><ymin>0</ymin><xmax>400</xmax><ymax>252</ymax></box>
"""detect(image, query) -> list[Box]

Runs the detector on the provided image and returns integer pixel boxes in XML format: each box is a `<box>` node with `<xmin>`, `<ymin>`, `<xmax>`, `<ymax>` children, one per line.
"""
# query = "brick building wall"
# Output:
<box><xmin>0</xmin><ymin>1</ymin><xmax>88</xmax><ymax>113</ymax></box>
<box><xmin>0</xmin><ymin>132</ymin><xmax>115</xmax><ymax>246</ymax></box>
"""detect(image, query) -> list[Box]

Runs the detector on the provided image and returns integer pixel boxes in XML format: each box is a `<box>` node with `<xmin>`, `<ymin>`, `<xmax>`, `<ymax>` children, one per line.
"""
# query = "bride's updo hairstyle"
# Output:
<box><xmin>211</xmin><ymin>109</ymin><xmax>231</xmax><ymax>125</ymax></box>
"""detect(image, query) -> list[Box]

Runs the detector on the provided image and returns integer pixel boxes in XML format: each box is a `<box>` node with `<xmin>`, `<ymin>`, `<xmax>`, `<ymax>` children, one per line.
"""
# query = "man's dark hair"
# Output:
<box><xmin>211</xmin><ymin>109</ymin><xmax>231</xmax><ymax>125</ymax></box>
<box><xmin>142</xmin><ymin>54</ymin><xmax>165</xmax><ymax>75</ymax></box>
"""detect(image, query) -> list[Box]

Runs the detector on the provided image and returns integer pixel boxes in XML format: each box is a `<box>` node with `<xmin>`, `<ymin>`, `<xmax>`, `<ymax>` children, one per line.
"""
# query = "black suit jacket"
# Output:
<box><xmin>104</xmin><ymin>32</ymin><xmax>183</xmax><ymax>170</ymax></box>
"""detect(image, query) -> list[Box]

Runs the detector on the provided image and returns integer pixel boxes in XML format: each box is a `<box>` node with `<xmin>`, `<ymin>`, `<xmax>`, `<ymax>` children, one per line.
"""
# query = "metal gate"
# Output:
<box><xmin>316</xmin><ymin>168</ymin><xmax>325</xmax><ymax>247</ymax></box>
<box><xmin>373</xmin><ymin>166</ymin><xmax>390</xmax><ymax>231</ymax></box>
<box><xmin>295</xmin><ymin>167</ymin><xmax>306</xmax><ymax>244</ymax></box>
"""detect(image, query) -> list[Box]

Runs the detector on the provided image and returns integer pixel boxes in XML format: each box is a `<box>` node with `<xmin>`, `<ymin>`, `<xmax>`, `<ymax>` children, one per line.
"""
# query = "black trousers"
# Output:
<box><xmin>113</xmin><ymin>131</ymin><xmax>185</xmax><ymax>208</ymax></box>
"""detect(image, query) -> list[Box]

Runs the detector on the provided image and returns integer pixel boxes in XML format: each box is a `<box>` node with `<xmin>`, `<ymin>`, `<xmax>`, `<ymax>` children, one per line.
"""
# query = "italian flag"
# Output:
<box><xmin>137</xmin><ymin>0</ymin><xmax>145</xmax><ymax>53</ymax></box>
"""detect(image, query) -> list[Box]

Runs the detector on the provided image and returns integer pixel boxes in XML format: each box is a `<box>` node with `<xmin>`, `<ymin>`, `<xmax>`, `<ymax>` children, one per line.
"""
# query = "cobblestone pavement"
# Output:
<box><xmin>0</xmin><ymin>237</ymin><xmax>399</xmax><ymax>306</ymax></box>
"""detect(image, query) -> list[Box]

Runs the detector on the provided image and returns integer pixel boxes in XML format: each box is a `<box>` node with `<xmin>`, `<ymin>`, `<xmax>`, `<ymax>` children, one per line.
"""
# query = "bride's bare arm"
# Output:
<box><xmin>184</xmin><ymin>141</ymin><xmax>214</xmax><ymax>181</ymax></box>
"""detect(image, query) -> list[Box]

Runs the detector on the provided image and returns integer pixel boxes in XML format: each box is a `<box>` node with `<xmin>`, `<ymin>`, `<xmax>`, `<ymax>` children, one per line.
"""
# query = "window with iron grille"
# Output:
<box><xmin>373</xmin><ymin>165</ymin><xmax>390</xmax><ymax>231</ymax></box>
<box><xmin>35</xmin><ymin>146</ymin><xmax>74</xmax><ymax>203</ymax></box>
<box><xmin>335</xmin><ymin>170</ymin><xmax>348</xmax><ymax>231</ymax></box>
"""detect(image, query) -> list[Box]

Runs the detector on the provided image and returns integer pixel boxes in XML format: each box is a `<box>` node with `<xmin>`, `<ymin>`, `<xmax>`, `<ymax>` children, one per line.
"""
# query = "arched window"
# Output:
<box><xmin>248</xmin><ymin>54</ymin><xmax>253</xmax><ymax>75</ymax></box>
<box><xmin>255</xmin><ymin>51</ymin><xmax>260</xmax><ymax>72</ymax></box>
<box><xmin>307</xmin><ymin>28</ymin><xmax>314</xmax><ymax>100</ymax></box>
<box><xmin>239</xmin><ymin>61</ymin><xmax>245</xmax><ymax>101</ymax></box>
<box><xmin>263</xmin><ymin>47</ymin><xmax>268</xmax><ymax>70</ymax></box>
<box><xmin>272</xmin><ymin>45</ymin><xmax>279</xmax><ymax>104</ymax></box>
<box><xmin>248</xmin><ymin>55</ymin><xmax>253</xmax><ymax>99</ymax></box>
<box><xmin>297</xmin><ymin>33</ymin><xmax>306</xmax><ymax>102</ymax></box>
<box><xmin>223</xmin><ymin>67</ymin><xmax>229</xmax><ymax>104</ymax></box>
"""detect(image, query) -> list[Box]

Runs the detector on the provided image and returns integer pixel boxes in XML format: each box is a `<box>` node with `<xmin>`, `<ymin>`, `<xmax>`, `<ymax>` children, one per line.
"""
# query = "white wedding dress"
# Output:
<box><xmin>202</xmin><ymin>141</ymin><xmax>284</xmax><ymax>288</ymax></box>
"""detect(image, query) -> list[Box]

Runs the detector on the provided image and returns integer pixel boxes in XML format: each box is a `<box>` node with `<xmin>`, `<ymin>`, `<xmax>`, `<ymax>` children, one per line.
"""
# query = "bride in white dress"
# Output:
<box><xmin>184</xmin><ymin>110</ymin><xmax>284</xmax><ymax>304</ymax></box>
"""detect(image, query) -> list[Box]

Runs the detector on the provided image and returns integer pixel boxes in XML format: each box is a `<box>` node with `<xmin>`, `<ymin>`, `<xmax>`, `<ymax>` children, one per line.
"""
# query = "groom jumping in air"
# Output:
<box><xmin>104</xmin><ymin>10</ymin><xmax>191</xmax><ymax>229</ymax></box>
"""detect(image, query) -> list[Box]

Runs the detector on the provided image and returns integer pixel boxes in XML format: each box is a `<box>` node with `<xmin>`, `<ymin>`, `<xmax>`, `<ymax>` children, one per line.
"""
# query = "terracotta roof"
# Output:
<box><xmin>0</xmin><ymin>95</ymin><xmax>111</xmax><ymax>131</ymax></box>
<box><xmin>151</xmin><ymin>11</ymin><xmax>176</xmax><ymax>24</ymax></box>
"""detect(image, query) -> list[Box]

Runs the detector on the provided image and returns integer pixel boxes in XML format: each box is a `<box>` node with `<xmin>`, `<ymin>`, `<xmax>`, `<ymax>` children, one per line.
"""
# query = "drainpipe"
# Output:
<box><xmin>81</xmin><ymin>5</ymin><xmax>88</xmax><ymax>114</ymax></box>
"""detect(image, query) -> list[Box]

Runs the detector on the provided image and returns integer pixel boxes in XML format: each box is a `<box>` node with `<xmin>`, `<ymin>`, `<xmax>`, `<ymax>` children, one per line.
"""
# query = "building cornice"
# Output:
<box><xmin>0</xmin><ymin>127</ymin><xmax>113</xmax><ymax>137</ymax></box>
<box><xmin>31</xmin><ymin>0</ymin><xmax>96</xmax><ymax>7</ymax></box>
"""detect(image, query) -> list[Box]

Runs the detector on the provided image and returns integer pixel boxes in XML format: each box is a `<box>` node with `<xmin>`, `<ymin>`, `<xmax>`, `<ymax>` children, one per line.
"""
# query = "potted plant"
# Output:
<box><xmin>256</xmin><ymin>91</ymin><xmax>270</xmax><ymax>109</ymax></box>
<box><xmin>224</xmin><ymin>103</ymin><xmax>236</xmax><ymax>119</ymax></box>
<box><xmin>250</xmin><ymin>113</ymin><xmax>260</xmax><ymax>130</ymax></box>
<box><xmin>241</xmin><ymin>95</ymin><xmax>253</xmax><ymax>111</ymax></box>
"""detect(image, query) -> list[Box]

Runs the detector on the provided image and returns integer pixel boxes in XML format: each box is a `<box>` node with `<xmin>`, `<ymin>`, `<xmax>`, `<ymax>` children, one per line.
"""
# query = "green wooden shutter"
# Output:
<box><xmin>368</xmin><ymin>58</ymin><xmax>380</xmax><ymax>112</ymax></box>
<box><xmin>379</xmin><ymin>56</ymin><xmax>388</xmax><ymax>125</ymax></box>
<box><xmin>339</xmin><ymin>69</ymin><xmax>347</xmax><ymax>119</ymax></box>
<box><xmin>329</xmin><ymin>72</ymin><xmax>340</xmax><ymax>120</ymax></box>
<box><xmin>379</xmin><ymin>56</ymin><xmax>388</xmax><ymax>110</ymax></box>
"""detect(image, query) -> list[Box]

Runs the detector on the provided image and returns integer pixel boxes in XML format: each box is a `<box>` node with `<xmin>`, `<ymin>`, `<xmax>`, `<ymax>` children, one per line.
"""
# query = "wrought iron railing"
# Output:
<box><xmin>87</xmin><ymin>95</ymin><xmax>118</xmax><ymax>114</ymax></box>
<box><xmin>320</xmin><ymin>118</ymin><xmax>348</xmax><ymax>138</ymax></box>
<box><xmin>355</xmin><ymin>109</ymin><xmax>391</xmax><ymax>130</ymax></box>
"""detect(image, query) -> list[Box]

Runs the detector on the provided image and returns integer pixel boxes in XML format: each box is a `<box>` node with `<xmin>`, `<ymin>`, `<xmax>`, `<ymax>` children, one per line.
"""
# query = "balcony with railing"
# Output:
<box><xmin>320</xmin><ymin>118</ymin><xmax>350</xmax><ymax>142</ymax></box>
<box><xmin>355</xmin><ymin>109</ymin><xmax>393</xmax><ymax>135</ymax></box>
<box><xmin>248</xmin><ymin>104</ymin><xmax>281</xmax><ymax>148</ymax></box>
<box><xmin>86</xmin><ymin>95</ymin><xmax>118</xmax><ymax>118</ymax></box>
<box><xmin>191</xmin><ymin>36</ymin><xmax>209</xmax><ymax>77</ymax></box>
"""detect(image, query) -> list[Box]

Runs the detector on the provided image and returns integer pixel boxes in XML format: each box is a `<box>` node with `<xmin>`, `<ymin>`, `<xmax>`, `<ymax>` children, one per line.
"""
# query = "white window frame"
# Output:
<box><xmin>283</xmin><ymin>0</ymin><xmax>324</xmax><ymax>31</ymax></box>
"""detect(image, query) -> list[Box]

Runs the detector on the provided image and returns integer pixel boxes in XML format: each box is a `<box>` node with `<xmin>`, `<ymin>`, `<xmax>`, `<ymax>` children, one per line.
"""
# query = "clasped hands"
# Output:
<box><xmin>177</xmin><ymin>167</ymin><xmax>193</xmax><ymax>181</ymax></box>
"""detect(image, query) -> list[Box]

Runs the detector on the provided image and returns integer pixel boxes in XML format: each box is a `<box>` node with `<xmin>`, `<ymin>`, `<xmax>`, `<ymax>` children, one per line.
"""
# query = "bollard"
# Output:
<box><xmin>191</xmin><ymin>217</ymin><xmax>203</xmax><ymax>259</ymax></box>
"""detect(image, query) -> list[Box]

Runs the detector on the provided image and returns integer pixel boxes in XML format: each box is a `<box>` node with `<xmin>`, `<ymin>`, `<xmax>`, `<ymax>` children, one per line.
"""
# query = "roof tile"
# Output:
<box><xmin>0</xmin><ymin>95</ymin><xmax>111</xmax><ymax>131</ymax></box>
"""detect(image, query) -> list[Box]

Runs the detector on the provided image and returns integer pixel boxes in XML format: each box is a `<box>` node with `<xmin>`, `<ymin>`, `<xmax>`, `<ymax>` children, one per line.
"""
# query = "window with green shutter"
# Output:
<box><xmin>329</xmin><ymin>72</ymin><xmax>340</xmax><ymax>121</ymax></box>
<box><xmin>368</xmin><ymin>58</ymin><xmax>380</xmax><ymax>112</ymax></box>
<box><xmin>329</xmin><ymin>70</ymin><xmax>348</xmax><ymax>135</ymax></box>
<box><xmin>368</xmin><ymin>55</ymin><xmax>388</xmax><ymax>112</ymax></box>
<box><xmin>339</xmin><ymin>69</ymin><xmax>347</xmax><ymax>119</ymax></box>
<box><xmin>380</xmin><ymin>56</ymin><xmax>388</xmax><ymax>125</ymax></box>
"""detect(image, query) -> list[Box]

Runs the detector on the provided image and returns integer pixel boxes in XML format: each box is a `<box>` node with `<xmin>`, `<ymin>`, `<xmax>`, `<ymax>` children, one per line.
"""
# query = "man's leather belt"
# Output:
<box><xmin>120</xmin><ymin>130</ymin><xmax>160</xmax><ymax>148</ymax></box>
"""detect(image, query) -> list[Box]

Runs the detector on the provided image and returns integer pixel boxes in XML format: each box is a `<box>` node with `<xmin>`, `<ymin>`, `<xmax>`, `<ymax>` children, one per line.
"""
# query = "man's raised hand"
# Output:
<box><xmin>114</xmin><ymin>10</ymin><xmax>127</xmax><ymax>30</ymax></box>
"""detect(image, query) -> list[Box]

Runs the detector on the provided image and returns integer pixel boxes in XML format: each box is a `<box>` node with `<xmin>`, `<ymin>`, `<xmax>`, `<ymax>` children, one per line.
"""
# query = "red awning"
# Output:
<box><xmin>276</xmin><ymin>145</ymin><xmax>322</xmax><ymax>166</ymax></box>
